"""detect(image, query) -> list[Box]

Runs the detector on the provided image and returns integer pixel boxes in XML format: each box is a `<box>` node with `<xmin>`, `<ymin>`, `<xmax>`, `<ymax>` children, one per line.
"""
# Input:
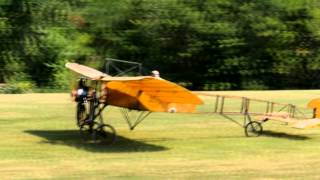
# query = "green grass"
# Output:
<box><xmin>2</xmin><ymin>91</ymin><xmax>320</xmax><ymax>179</ymax></box>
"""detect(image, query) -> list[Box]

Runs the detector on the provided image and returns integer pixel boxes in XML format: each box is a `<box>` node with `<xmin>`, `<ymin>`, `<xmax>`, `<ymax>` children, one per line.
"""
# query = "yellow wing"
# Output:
<box><xmin>66</xmin><ymin>62</ymin><xmax>203</xmax><ymax>113</ymax></box>
<box><xmin>104</xmin><ymin>78</ymin><xmax>203</xmax><ymax>113</ymax></box>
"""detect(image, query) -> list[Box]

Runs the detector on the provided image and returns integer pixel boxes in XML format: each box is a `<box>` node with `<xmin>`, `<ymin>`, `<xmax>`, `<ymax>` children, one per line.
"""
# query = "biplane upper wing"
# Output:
<box><xmin>66</xmin><ymin>62</ymin><xmax>203</xmax><ymax>113</ymax></box>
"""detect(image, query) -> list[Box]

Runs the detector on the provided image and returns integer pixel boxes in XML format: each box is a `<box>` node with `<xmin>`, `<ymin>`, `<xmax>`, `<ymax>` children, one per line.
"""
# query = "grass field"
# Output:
<box><xmin>2</xmin><ymin>91</ymin><xmax>320</xmax><ymax>179</ymax></box>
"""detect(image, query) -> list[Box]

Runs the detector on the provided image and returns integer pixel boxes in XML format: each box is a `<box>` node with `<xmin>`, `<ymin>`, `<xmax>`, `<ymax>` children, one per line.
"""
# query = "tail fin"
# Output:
<box><xmin>307</xmin><ymin>98</ymin><xmax>320</xmax><ymax>118</ymax></box>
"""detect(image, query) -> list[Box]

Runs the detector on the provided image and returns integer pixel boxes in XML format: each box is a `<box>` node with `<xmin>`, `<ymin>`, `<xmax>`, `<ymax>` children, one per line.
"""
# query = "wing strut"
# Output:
<box><xmin>120</xmin><ymin>108</ymin><xmax>152</xmax><ymax>130</ymax></box>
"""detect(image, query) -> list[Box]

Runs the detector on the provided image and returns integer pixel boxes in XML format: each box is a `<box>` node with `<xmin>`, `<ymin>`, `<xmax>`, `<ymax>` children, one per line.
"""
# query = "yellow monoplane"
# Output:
<box><xmin>66</xmin><ymin>62</ymin><xmax>320</xmax><ymax>143</ymax></box>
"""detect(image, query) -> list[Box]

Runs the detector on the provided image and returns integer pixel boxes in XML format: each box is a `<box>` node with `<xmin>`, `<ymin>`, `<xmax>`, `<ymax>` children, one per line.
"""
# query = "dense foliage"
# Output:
<box><xmin>1</xmin><ymin>0</ymin><xmax>320</xmax><ymax>91</ymax></box>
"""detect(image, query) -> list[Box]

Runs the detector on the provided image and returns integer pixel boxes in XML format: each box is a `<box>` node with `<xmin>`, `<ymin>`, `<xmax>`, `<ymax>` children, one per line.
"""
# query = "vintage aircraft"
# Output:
<box><xmin>66</xmin><ymin>62</ymin><xmax>320</xmax><ymax>143</ymax></box>
<box><xmin>66</xmin><ymin>62</ymin><xmax>203</xmax><ymax>143</ymax></box>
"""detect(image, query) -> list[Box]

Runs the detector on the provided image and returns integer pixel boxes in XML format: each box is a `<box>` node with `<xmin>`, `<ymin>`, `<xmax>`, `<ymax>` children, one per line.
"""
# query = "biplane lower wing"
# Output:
<box><xmin>66</xmin><ymin>62</ymin><xmax>203</xmax><ymax>113</ymax></box>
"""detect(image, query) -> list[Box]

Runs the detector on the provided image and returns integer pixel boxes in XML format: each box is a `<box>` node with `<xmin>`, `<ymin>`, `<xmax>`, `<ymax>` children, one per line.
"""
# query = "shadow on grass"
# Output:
<box><xmin>262</xmin><ymin>130</ymin><xmax>311</xmax><ymax>140</ymax></box>
<box><xmin>25</xmin><ymin>130</ymin><xmax>168</xmax><ymax>153</ymax></box>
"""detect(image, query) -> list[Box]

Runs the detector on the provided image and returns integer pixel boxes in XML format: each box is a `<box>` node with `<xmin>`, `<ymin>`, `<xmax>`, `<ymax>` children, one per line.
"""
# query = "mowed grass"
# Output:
<box><xmin>2</xmin><ymin>91</ymin><xmax>320</xmax><ymax>179</ymax></box>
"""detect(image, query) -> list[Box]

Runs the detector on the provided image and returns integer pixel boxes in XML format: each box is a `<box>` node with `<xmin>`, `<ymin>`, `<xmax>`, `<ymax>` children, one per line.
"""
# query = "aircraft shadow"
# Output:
<box><xmin>262</xmin><ymin>130</ymin><xmax>311</xmax><ymax>140</ymax></box>
<box><xmin>25</xmin><ymin>130</ymin><xmax>168</xmax><ymax>153</ymax></box>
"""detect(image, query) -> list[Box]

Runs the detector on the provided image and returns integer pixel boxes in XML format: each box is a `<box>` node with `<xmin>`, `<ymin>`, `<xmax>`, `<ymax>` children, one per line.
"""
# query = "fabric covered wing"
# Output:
<box><xmin>65</xmin><ymin>62</ymin><xmax>110</xmax><ymax>79</ymax></box>
<box><xmin>66</xmin><ymin>62</ymin><xmax>157</xmax><ymax>81</ymax></box>
<box><xmin>104</xmin><ymin>78</ymin><xmax>203</xmax><ymax>113</ymax></box>
<box><xmin>65</xmin><ymin>62</ymin><xmax>203</xmax><ymax>112</ymax></box>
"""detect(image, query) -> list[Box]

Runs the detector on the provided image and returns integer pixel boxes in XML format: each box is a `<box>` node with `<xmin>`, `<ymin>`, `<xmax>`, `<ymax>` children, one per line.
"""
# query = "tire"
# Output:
<box><xmin>76</xmin><ymin>103</ymin><xmax>88</xmax><ymax>127</ymax></box>
<box><xmin>92</xmin><ymin>124</ymin><xmax>116</xmax><ymax>144</ymax></box>
<box><xmin>245</xmin><ymin>121</ymin><xmax>263</xmax><ymax>137</ymax></box>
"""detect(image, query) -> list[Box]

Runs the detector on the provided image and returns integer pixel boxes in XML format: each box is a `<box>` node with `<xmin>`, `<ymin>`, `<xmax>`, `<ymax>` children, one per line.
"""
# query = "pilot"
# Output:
<box><xmin>73</xmin><ymin>78</ymin><xmax>90</xmax><ymax>102</ymax></box>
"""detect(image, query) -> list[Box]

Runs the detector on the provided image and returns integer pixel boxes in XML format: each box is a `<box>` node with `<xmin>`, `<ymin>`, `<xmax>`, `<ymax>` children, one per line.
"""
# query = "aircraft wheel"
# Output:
<box><xmin>245</xmin><ymin>121</ymin><xmax>263</xmax><ymax>137</ymax></box>
<box><xmin>93</xmin><ymin>124</ymin><xmax>116</xmax><ymax>144</ymax></box>
<box><xmin>76</xmin><ymin>103</ymin><xmax>88</xmax><ymax>127</ymax></box>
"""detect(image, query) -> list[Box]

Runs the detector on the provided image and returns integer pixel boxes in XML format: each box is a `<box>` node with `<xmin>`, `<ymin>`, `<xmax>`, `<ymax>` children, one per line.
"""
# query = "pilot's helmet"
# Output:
<box><xmin>78</xmin><ymin>77</ymin><xmax>86</xmax><ymax>87</ymax></box>
<box><xmin>151</xmin><ymin>70</ymin><xmax>160</xmax><ymax>77</ymax></box>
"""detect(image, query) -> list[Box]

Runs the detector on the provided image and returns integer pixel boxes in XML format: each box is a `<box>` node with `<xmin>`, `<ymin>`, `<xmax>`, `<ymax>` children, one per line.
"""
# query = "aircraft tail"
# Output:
<box><xmin>307</xmin><ymin>98</ymin><xmax>320</xmax><ymax>118</ymax></box>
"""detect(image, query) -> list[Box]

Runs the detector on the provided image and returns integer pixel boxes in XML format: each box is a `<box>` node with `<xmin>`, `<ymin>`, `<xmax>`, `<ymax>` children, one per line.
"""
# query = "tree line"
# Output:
<box><xmin>1</xmin><ymin>0</ymin><xmax>320</xmax><ymax>91</ymax></box>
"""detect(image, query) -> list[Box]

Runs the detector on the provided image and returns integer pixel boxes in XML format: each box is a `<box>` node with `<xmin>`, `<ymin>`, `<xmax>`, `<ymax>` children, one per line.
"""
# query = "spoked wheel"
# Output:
<box><xmin>93</xmin><ymin>124</ymin><xmax>116</xmax><ymax>144</ymax></box>
<box><xmin>76</xmin><ymin>103</ymin><xmax>88</xmax><ymax>127</ymax></box>
<box><xmin>245</xmin><ymin>121</ymin><xmax>263</xmax><ymax>137</ymax></box>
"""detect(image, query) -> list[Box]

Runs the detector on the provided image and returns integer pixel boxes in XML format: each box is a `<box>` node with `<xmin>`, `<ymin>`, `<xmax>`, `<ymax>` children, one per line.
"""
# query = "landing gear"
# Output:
<box><xmin>75</xmin><ymin>78</ymin><xmax>116</xmax><ymax>144</ymax></box>
<box><xmin>76</xmin><ymin>103</ymin><xmax>87</xmax><ymax>127</ymax></box>
<box><xmin>76</xmin><ymin>101</ymin><xmax>116</xmax><ymax>144</ymax></box>
<box><xmin>245</xmin><ymin>121</ymin><xmax>263</xmax><ymax>137</ymax></box>
<box><xmin>93</xmin><ymin>124</ymin><xmax>116</xmax><ymax>144</ymax></box>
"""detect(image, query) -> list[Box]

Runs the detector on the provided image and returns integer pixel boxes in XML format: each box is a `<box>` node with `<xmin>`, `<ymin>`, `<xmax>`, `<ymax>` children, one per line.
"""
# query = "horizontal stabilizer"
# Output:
<box><xmin>256</xmin><ymin>115</ymin><xmax>320</xmax><ymax>129</ymax></box>
<box><xmin>291</xmin><ymin>119</ymin><xmax>320</xmax><ymax>129</ymax></box>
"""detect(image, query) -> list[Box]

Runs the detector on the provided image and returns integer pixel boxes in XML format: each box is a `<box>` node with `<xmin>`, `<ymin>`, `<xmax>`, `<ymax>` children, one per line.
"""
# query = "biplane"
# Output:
<box><xmin>66</xmin><ymin>62</ymin><xmax>320</xmax><ymax>143</ymax></box>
